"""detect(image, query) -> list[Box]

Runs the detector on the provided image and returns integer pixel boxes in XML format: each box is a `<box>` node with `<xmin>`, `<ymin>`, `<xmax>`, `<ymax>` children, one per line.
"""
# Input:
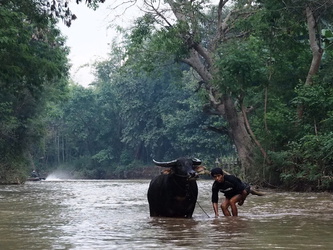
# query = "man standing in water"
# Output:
<box><xmin>210</xmin><ymin>167</ymin><xmax>250</xmax><ymax>216</ymax></box>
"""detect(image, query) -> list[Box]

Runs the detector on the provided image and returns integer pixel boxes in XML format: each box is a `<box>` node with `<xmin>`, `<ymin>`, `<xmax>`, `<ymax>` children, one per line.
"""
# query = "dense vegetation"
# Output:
<box><xmin>0</xmin><ymin>0</ymin><xmax>69</xmax><ymax>184</ymax></box>
<box><xmin>1</xmin><ymin>0</ymin><xmax>333</xmax><ymax>191</ymax></box>
<box><xmin>35</xmin><ymin>63</ymin><xmax>230</xmax><ymax>179</ymax></box>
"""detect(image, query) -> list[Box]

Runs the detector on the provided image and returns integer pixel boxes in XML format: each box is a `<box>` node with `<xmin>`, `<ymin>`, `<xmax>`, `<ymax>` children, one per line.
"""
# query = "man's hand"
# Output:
<box><xmin>238</xmin><ymin>189</ymin><xmax>248</xmax><ymax>206</ymax></box>
<box><xmin>212</xmin><ymin>202</ymin><xmax>219</xmax><ymax>217</ymax></box>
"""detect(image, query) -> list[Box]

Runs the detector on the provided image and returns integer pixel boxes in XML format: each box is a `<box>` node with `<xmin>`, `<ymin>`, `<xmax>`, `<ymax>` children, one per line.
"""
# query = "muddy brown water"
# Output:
<box><xmin>0</xmin><ymin>179</ymin><xmax>332</xmax><ymax>249</ymax></box>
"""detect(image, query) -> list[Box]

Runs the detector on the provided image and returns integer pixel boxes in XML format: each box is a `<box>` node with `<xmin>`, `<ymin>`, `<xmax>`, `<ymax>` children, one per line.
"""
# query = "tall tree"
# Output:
<box><xmin>119</xmin><ymin>0</ymin><xmax>333</xmax><ymax>182</ymax></box>
<box><xmin>122</xmin><ymin>0</ymin><xmax>266</xmax><ymax>179</ymax></box>
<box><xmin>92</xmin><ymin>47</ymin><xmax>230</xmax><ymax>165</ymax></box>
<box><xmin>0</xmin><ymin>0</ymin><xmax>69</xmax><ymax>183</ymax></box>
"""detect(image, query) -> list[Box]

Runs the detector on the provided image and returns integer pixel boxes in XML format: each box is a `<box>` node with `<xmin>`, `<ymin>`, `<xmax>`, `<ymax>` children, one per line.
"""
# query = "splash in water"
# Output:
<box><xmin>45</xmin><ymin>170</ymin><xmax>73</xmax><ymax>181</ymax></box>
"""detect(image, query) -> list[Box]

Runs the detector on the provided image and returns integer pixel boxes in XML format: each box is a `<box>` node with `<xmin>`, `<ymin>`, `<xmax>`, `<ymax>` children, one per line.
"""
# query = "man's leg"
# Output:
<box><xmin>229</xmin><ymin>194</ymin><xmax>243</xmax><ymax>216</ymax></box>
<box><xmin>221</xmin><ymin>199</ymin><xmax>231</xmax><ymax>216</ymax></box>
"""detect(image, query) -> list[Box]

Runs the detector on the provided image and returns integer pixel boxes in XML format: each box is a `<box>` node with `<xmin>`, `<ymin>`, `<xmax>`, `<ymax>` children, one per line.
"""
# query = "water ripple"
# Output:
<box><xmin>0</xmin><ymin>180</ymin><xmax>333</xmax><ymax>249</ymax></box>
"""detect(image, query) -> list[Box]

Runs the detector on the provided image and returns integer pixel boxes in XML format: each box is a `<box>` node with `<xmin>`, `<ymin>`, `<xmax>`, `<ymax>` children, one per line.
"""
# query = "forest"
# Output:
<box><xmin>1</xmin><ymin>0</ymin><xmax>333</xmax><ymax>191</ymax></box>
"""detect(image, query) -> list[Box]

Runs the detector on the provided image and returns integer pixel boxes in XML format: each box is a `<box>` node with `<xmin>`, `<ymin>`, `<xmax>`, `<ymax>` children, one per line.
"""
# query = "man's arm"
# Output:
<box><xmin>212</xmin><ymin>202</ymin><xmax>219</xmax><ymax>217</ymax></box>
<box><xmin>238</xmin><ymin>189</ymin><xmax>249</xmax><ymax>206</ymax></box>
<box><xmin>211</xmin><ymin>185</ymin><xmax>219</xmax><ymax>217</ymax></box>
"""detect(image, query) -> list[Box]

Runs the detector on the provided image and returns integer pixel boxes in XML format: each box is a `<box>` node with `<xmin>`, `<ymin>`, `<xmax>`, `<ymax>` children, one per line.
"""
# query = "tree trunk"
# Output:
<box><xmin>203</xmin><ymin>86</ymin><xmax>257</xmax><ymax>179</ymax></box>
<box><xmin>305</xmin><ymin>6</ymin><xmax>323</xmax><ymax>86</ymax></box>
<box><xmin>298</xmin><ymin>6</ymin><xmax>324</xmax><ymax>119</ymax></box>
<box><xmin>147</xmin><ymin>0</ymin><xmax>263</xmax><ymax>180</ymax></box>
<box><xmin>221</xmin><ymin>95</ymin><xmax>256</xmax><ymax>179</ymax></box>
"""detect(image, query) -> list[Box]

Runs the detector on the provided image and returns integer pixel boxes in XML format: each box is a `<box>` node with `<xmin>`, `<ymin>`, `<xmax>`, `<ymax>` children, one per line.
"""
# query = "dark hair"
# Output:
<box><xmin>210</xmin><ymin>168</ymin><xmax>223</xmax><ymax>176</ymax></box>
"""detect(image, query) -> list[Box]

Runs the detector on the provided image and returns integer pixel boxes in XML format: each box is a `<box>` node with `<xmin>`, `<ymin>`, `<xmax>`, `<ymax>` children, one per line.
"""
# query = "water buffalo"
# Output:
<box><xmin>147</xmin><ymin>157</ymin><xmax>204</xmax><ymax>218</ymax></box>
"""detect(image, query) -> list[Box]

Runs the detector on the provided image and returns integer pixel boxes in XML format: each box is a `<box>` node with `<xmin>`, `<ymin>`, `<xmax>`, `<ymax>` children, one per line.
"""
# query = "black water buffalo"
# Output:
<box><xmin>147</xmin><ymin>157</ymin><xmax>204</xmax><ymax>218</ymax></box>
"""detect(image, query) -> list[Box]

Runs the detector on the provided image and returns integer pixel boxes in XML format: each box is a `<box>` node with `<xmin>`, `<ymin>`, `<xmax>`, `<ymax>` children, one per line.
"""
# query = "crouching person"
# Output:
<box><xmin>211</xmin><ymin>168</ymin><xmax>250</xmax><ymax>217</ymax></box>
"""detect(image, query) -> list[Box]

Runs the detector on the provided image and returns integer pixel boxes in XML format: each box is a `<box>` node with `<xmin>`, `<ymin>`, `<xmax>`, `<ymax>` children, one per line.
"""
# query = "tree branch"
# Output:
<box><xmin>305</xmin><ymin>6</ymin><xmax>323</xmax><ymax>85</ymax></box>
<box><xmin>212</xmin><ymin>0</ymin><xmax>231</xmax><ymax>50</ymax></box>
<box><xmin>144</xmin><ymin>0</ymin><xmax>173</xmax><ymax>27</ymax></box>
<box><xmin>241</xmin><ymin>104</ymin><xmax>271</xmax><ymax>164</ymax></box>
<box><xmin>205</xmin><ymin>126</ymin><xmax>229</xmax><ymax>136</ymax></box>
<box><xmin>182</xmin><ymin>50</ymin><xmax>213</xmax><ymax>83</ymax></box>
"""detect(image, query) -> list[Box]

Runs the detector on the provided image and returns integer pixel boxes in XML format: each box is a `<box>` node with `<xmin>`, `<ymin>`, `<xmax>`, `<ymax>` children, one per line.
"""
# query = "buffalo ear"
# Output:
<box><xmin>161</xmin><ymin>168</ymin><xmax>172</xmax><ymax>175</ymax></box>
<box><xmin>195</xmin><ymin>165</ymin><xmax>210</xmax><ymax>175</ymax></box>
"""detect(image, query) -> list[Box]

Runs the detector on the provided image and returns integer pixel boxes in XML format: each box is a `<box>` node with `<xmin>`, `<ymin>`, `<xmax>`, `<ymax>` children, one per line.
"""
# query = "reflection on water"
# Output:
<box><xmin>0</xmin><ymin>180</ymin><xmax>333</xmax><ymax>249</ymax></box>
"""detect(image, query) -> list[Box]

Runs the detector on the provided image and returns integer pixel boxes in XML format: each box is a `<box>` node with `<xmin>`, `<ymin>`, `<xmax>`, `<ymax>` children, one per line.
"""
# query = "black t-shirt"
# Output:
<box><xmin>211</xmin><ymin>174</ymin><xmax>245</xmax><ymax>202</ymax></box>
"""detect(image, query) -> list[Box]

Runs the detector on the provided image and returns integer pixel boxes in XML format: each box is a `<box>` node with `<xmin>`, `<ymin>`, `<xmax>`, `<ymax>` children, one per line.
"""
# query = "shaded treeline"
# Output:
<box><xmin>115</xmin><ymin>0</ymin><xmax>333</xmax><ymax>190</ymax></box>
<box><xmin>34</xmin><ymin>63</ymin><xmax>232</xmax><ymax>179</ymax></box>
<box><xmin>1</xmin><ymin>0</ymin><xmax>333</xmax><ymax>191</ymax></box>
<box><xmin>0</xmin><ymin>0</ymin><xmax>69</xmax><ymax>184</ymax></box>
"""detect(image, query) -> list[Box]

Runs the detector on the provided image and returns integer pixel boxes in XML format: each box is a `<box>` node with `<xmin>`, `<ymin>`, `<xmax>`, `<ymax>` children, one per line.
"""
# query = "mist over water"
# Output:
<box><xmin>45</xmin><ymin>170</ymin><xmax>74</xmax><ymax>181</ymax></box>
<box><xmin>0</xmin><ymin>180</ymin><xmax>332</xmax><ymax>249</ymax></box>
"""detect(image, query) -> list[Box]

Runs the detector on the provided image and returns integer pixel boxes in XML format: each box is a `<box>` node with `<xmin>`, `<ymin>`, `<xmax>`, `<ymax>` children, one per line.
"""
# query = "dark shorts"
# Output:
<box><xmin>225</xmin><ymin>183</ymin><xmax>250</xmax><ymax>199</ymax></box>
<box><xmin>244</xmin><ymin>182</ymin><xmax>251</xmax><ymax>194</ymax></box>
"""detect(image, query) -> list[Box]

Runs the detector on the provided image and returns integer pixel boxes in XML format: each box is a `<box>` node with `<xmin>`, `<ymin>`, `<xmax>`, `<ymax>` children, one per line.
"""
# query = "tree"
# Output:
<box><xmin>37</xmin><ymin>37</ymin><xmax>231</xmax><ymax>179</ymax></box>
<box><xmin>92</xmin><ymin>46</ymin><xmax>231</xmax><ymax>165</ymax></box>
<box><xmin>121</xmin><ymin>0</ymin><xmax>268</xmax><ymax>180</ymax></box>
<box><xmin>0</xmin><ymin>0</ymin><xmax>69</xmax><ymax>183</ymax></box>
<box><xmin>31</xmin><ymin>0</ymin><xmax>106</xmax><ymax>26</ymax></box>
<box><xmin>117</xmin><ymin>0</ymin><xmax>333</xmax><ymax>185</ymax></box>
<box><xmin>250</xmin><ymin>0</ymin><xmax>333</xmax><ymax>188</ymax></box>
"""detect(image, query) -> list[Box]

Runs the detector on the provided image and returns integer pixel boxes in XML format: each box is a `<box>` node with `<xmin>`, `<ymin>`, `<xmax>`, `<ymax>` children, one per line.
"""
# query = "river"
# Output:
<box><xmin>0</xmin><ymin>179</ymin><xmax>332</xmax><ymax>249</ymax></box>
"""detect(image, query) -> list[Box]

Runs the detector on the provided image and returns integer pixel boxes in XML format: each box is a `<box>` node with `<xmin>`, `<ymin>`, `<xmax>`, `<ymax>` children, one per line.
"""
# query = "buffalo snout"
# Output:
<box><xmin>187</xmin><ymin>170</ymin><xmax>198</xmax><ymax>180</ymax></box>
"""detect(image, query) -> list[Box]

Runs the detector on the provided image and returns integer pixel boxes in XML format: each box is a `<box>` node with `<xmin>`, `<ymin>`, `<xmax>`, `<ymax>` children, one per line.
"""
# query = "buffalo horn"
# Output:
<box><xmin>153</xmin><ymin>159</ymin><xmax>177</xmax><ymax>167</ymax></box>
<box><xmin>192</xmin><ymin>158</ymin><xmax>202</xmax><ymax>165</ymax></box>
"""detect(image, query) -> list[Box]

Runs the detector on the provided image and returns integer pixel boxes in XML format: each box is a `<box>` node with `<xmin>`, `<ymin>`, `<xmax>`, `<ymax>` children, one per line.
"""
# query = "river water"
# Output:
<box><xmin>0</xmin><ymin>179</ymin><xmax>332</xmax><ymax>250</ymax></box>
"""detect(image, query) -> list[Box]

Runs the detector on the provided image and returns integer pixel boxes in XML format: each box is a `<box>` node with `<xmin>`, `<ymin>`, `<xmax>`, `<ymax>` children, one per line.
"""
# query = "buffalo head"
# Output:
<box><xmin>153</xmin><ymin>157</ymin><xmax>202</xmax><ymax>180</ymax></box>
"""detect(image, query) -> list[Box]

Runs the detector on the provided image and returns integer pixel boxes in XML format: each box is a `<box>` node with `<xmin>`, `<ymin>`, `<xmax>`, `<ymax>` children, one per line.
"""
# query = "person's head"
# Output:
<box><xmin>210</xmin><ymin>168</ymin><xmax>224</xmax><ymax>182</ymax></box>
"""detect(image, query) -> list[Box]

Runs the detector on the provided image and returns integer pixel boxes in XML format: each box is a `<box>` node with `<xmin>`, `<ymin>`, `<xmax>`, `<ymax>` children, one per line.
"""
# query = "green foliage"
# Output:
<box><xmin>278</xmin><ymin>133</ymin><xmax>333</xmax><ymax>190</ymax></box>
<box><xmin>31</xmin><ymin>0</ymin><xmax>106</xmax><ymax>26</ymax></box>
<box><xmin>293</xmin><ymin>83</ymin><xmax>333</xmax><ymax>132</ymax></box>
<box><xmin>111</xmin><ymin>0</ymin><xmax>333</xmax><ymax>188</ymax></box>
<box><xmin>9</xmin><ymin>0</ymin><xmax>333</xmax><ymax>189</ymax></box>
<box><xmin>0</xmin><ymin>0</ymin><xmax>69</xmax><ymax>183</ymax></box>
<box><xmin>275</xmin><ymin>68</ymin><xmax>333</xmax><ymax>190</ymax></box>
<box><xmin>214</xmin><ymin>37</ymin><xmax>268</xmax><ymax>96</ymax></box>
<box><xmin>128</xmin><ymin>14</ymin><xmax>155</xmax><ymax>45</ymax></box>
<box><xmin>38</xmin><ymin>45</ymin><xmax>231</xmax><ymax>178</ymax></box>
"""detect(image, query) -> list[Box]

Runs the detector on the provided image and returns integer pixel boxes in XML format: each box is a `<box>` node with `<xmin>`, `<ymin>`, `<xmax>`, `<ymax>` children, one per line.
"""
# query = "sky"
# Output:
<box><xmin>58</xmin><ymin>1</ymin><xmax>141</xmax><ymax>87</ymax></box>
<box><xmin>58</xmin><ymin>1</ymin><xmax>219</xmax><ymax>87</ymax></box>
